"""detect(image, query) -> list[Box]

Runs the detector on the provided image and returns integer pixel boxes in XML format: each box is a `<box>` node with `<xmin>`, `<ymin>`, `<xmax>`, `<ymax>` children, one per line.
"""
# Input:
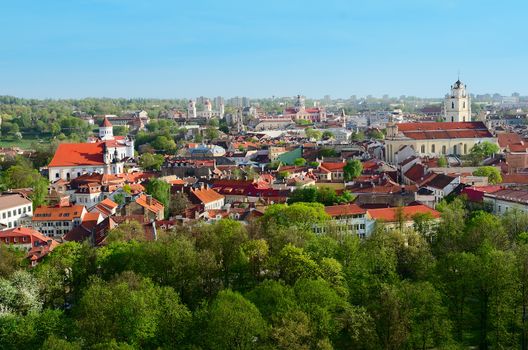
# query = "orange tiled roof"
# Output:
<box><xmin>33</xmin><ymin>205</ymin><xmax>85</xmax><ymax>221</ymax></box>
<box><xmin>367</xmin><ymin>204</ymin><xmax>440</xmax><ymax>222</ymax></box>
<box><xmin>191</xmin><ymin>187</ymin><xmax>224</xmax><ymax>204</ymax></box>
<box><xmin>48</xmin><ymin>143</ymin><xmax>105</xmax><ymax>167</ymax></box>
<box><xmin>100</xmin><ymin>198</ymin><xmax>118</xmax><ymax>210</ymax></box>
<box><xmin>325</xmin><ymin>204</ymin><xmax>366</xmax><ymax>217</ymax></box>
<box><xmin>135</xmin><ymin>194</ymin><xmax>164</xmax><ymax>214</ymax></box>
<box><xmin>320</xmin><ymin>162</ymin><xmax>345</xmax><ymax>172</ymax></box>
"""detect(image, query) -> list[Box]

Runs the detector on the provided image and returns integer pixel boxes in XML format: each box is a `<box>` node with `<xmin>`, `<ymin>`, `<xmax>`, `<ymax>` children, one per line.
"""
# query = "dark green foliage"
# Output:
<box><xmin>1</xmin><ymin>195</ymin><xmax>528</xmax><ymax>349</ymax></box>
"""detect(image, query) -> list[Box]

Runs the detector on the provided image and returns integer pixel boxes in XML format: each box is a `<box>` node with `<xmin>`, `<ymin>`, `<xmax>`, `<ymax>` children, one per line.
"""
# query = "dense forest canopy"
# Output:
<box><xmin>1</xmin><ymin>198</ymin><xmax>528</xmax><ymax>349</ymax></box>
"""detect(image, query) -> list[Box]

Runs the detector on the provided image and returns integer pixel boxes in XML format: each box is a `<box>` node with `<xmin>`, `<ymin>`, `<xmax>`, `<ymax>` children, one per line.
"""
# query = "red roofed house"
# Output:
<box><xmin>316</xmin><ymin>204</ymin><xmax>368</xmax><ymax>238</ymax></box>
<box><xmin>188</xmin><ymin>187</ymin><xmax>225</xmax><ymax>210</ymax></box>
<box><xmin>316</xmin><ymin>161</ymin><xmax>346</xmax><ymax>182</ymax></box>
<box><xmin>0</xmin><ymin>227</ymin><xmax>60</xmax><ymax>266</ymax></box>
<box><xmin>32</xmin><ymin>205</ymin><xmax>87</xmax><ymax>238</ymax></box>
<box><xmin>123</xmin><ymin>194</ymin><xmax>164</xmax><ymax>221</ymax></box>
<box><xmin>384</xmin><ymin>121</ymin><xmax>496</xmax><ymax>164</ymax></box>
<box><xmin>366</xmin><ymin>204</ymin><xmax>441</xmax><ymax>234</ymax></box>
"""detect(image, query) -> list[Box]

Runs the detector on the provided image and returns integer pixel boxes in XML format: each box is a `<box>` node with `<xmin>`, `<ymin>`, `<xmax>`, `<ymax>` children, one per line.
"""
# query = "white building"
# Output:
<box><xmin>444</xmin><ymin>79</ymin><xmax>471</xmax><ymax>122</ymax></box>
<box><xmin>484</xmin><ymin>189</ymin><xmax>528</xmax><ymax>215</ymax></box>
<box><xmin>49</xmin><ymin>117</ymin><xmax>132</xmax><ymax>181</ymax></box>
<box><xmin>0</xmin><ymin>193</ymin><xmax>33</xmax><ymax>230</ymax></box>
<box><xmin>188</xmin><ymin>100</ymin><xmax>197</xmax><ymax>118</ymax></box>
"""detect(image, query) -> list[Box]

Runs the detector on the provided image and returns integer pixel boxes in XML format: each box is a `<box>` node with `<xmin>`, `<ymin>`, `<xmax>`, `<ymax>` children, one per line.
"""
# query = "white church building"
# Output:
<box><xmin>48</xmin><ymin>117</ymin><xmax>134</xmax><ymax>181</ymax></box>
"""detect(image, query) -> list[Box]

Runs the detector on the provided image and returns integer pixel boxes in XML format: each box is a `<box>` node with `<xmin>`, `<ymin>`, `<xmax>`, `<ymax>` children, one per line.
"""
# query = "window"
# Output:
<box><xmin>421</xmin><ymin>145</ymin><xmax>425</xmax><ymax>153</ymax></box>
<box><xmin>442</xmin><ymin>145</ymin><xmax>447</xmax><ymax>154</ymax></box>
<box><xmin>453</xmin><ymin>145</ymin><xmax>457</xmax><ymax>155</ymax></box>
<box><xmin>23</xmin><ymin>207</ymin><xmax>26</xmax><ymax>214</ymax></box>
<box><xmin>463</xmin><ymin>101</ymin><xmax>466</xmax><ymax>108</ymax></box>
<box><xmin>18</xmin><ymin>208</ymin><xmax>21</xmax><ymax>215</ymax></box>
<box><xmin>464</xmin><ymin>144</ymin><xmax>467</xmax><ymax>154</ymax></box>
<box><xmin>8</xmin><ymin>211</ymin><xmax>11</xmax><ymax>218</ymax></box>
<box><xmin>55</xmin><ymin>173</ymin><xmax>59</xmax><ymax>178</ymax></box>
<box><xmin>431</xmin><ymin>144</ymin><xmax>436</xmax><ymax>153</ymax></box>
<box><xmin>451</xmin><ymin>102</ymin><xmax>455</xmax><ymax>109</ymax></box>
<box><xmin>2</xmin><ymin>213</ymin><xmax>5</xmax><ymax>219</ymax></box>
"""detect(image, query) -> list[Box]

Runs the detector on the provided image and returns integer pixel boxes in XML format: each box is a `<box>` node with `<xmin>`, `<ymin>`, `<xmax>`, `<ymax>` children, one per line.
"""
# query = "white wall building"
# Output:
<box><xmin>444</xmin><ymin>79</ymin><xmax>471</xmax><ymax>122</ymax></box>
<box><xmin>0</xmin><ymin>194</ymin><xmax>33</xmax><ymax>230</ymax></box>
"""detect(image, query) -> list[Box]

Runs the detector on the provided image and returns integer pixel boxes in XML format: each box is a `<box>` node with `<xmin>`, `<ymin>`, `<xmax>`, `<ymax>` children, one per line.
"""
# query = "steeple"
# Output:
<box><xmin>444</xmin><ymin>78</ymin><xmax>471</xmax><ymax>122</ymax></box>
<box><xmin>99</xmin><ymin>116</ymin><xmax>114</xmax><ymax>140</ymax></box>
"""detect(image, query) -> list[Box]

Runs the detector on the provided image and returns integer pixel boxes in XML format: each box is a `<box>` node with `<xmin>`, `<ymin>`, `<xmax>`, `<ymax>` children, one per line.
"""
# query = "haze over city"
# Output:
<box><xmin>3</xmin><ymin>0</ymin><xmax>527</xmax><ymax>98</ymax></box>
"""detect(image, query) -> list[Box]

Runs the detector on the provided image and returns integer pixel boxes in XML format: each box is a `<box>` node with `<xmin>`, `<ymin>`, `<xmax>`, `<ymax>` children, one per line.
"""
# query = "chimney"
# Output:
<box><xmin>146</xmin><ymin>195</ymin><xmax>153</xmax><ymax>206</ymax></box>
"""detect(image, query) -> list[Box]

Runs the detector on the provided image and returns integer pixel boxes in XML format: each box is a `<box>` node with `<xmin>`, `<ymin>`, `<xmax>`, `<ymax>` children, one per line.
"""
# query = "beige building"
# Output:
<box><xmin>384</xmin><ymin>121</ymin><xmax>496</xmax><ymax>164</ymax></box>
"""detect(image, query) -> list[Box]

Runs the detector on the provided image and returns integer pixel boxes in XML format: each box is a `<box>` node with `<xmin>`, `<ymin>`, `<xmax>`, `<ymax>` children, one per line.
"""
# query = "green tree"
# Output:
<box><xmin>437</xmin><ymin>155</ymin><xmax>448</xmax><ymax>167</ymax></box>
<box><xmin>343</xmin><ymin>159</ymin><xmax>363</xmax><ymax>182</ymax></box>
<box><xmin>75</xmin><ymin>272</ymin><xmax>191</xmax><ymax>348</ymax></box>
<box><xmin>138</xmin><ymin>153</ymin><xmax>164</xmax><ymax>171</ymax></box>
<box><xmin>201</xmin><ymin>290</ymin><xmax>267</xmax><ymax>350</ymax></box>
<box><xmin>145</xmin><ymin>178</ymin><xmax>170</xmax><ymax>217</ymax></box>
<box><xmin>473</xmin><ymin>166</ymin><xmax>502</xmax><ymax>184</ymax></box>
<box><xmin>294</xmin><ymin>157</ymin><xmax>307</xmax><ymax>166</ymax></box>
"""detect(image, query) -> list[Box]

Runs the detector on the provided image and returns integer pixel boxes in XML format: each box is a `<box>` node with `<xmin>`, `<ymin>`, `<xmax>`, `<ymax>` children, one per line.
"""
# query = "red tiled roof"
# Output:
<box><xmin>0</xmin><ymin>227</ymin><xmax>52</xmax><ymax>246</ymax></box>
<box><xmin>102</xmin><ymin>116</ymin><xmax>113</xmax><ymax>127</ymax></box>
<box><xmin>501</xmin><ymin>174</ymin><xmax>528</xmax><ymax>184</ymax></box>
<box><xmin>498</xmin><ymin>133</ymin><xmax>523</xmax><ymax>148</ymax></box>
<box><xmin>49</xmin><ymin>143</ymin><xmax>105</xmax><ymax>167</ymax></box>
<box><xmin>396</xmin><ymin>122</ymin><xmax>493</xmax><ymax>140</ymax></box>
<box><xmin>325</xmin><ymin>204</ymin><xmax>366</xmax><ymax>217</ymax></box>
<box><xmin>100</xmin><ymin>198</ymin><xmax>118</xmax><ymax>210</ymax></box>
<box><xmin>135</xmin><ymin>194</ymin><xmax>164</xmax><ymax>214</ymax></box>
<box><xmin>403</xmin><ymin>163</ymin><xmax>429</xmax><ymax>183</ymax></box>
<box><xmin>33</xmin><ymin>205</ymin><xmax>86</xmax><ymax>221</ymax></box>
<box><xmin>320</xmin><ymin>162</ymin><xmax>345</xmax><ymax>172</ymax></box>
<box><xmin>367</xmin><ymin>204</ymin><xmax>440</xmax><ymax>222</ymax></box>
<box><xmin>190</xmin><ymin>188</ymin><xmax>224</xmax><ymax>204</ymax></box>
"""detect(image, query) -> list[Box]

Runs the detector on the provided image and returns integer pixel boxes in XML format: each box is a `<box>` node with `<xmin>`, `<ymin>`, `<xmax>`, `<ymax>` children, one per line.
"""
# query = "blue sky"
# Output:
<box><xmin>1</xmin><ymin>0</ymin><xmax>526</xmax><ymax>98</ymax></box>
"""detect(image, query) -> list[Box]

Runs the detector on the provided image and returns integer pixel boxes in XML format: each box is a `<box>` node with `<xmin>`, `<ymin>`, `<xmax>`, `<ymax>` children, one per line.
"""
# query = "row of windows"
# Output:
<box><xmin>419</xmin><ymin>143</ymin><xmax>469</xmax><ymax>155</ymax></box>
<box><xmin>451</xmin><ymin>101</ymin><xmax>466</xmax><ymax>109</ymax></box>
<box><xmin>1</xmin><ymin>206</ymin><xmax>32</xmax><ymax>219</ymax></box>
<box><xmin>3</xmin><ymin>236</ymin><xmax>29</xmax><ymax>244</ymax></box>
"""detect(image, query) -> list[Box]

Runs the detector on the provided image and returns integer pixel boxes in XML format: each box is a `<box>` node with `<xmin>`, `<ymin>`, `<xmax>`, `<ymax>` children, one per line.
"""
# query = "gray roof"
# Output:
<box><xmin>0</xmin><ymin>194</ymin><xmax>32</xmax><ymax>211</ymax></box>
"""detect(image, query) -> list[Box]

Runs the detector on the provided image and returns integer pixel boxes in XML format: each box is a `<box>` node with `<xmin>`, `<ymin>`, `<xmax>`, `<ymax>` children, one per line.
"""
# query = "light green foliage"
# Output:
<box><xmin>473</xmin><ymin>166</ymin><xmax>502</xmax><ymax>184</ymax></box>
<box><xmin>343</xmin><ymin>159</ymin><xmax>363</xmax><ymax>181</ymax></box>
<box><xmin>305</xmin><ymin>128</ymin><xmax>323</xmax><ymax>141</ymax></box>
<box><xmin>287</xmin><ymin>186</ymin><xmax>356</xmax><ymax>205</ymax></box>
<box><xmin>138</xmin><ymin>153</ymin><xmax>164</xmax><ymax>171</ymax></box>
<box><xmin>145</xmin><ymin>178</ymin><xmax>170</xmax><ymax>217</ymax></box>
<box><xmin>294</xmin><ymin>157</ymin><xmax>307</xmax><ymax>166</ymax></box>
<box><xmin>201</xmin><ymin>290</ymin><xmax>267</xmax><ymax>350</ymax></box>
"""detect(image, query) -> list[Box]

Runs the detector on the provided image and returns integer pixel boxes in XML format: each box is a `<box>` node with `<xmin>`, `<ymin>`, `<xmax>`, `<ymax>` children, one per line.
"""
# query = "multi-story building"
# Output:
<box><xmin>32</xmin><ymin>205</ymin><xmax>87</xmax><ymax>238</ymax></box>
<box><xmin>0</xmin><ymin>193</ymin><xmax>33</xmax><ymax>230</ymax></box>
<box><xmin>384</xmin><ymin>121</ymin><xmax>496</xmax><ymax>164</ymax></box>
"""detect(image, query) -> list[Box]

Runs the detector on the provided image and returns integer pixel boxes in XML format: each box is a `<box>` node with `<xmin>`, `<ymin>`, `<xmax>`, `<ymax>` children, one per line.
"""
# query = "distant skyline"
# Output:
<box><xmin>2</xmin><ymin>0</ymin><xmax>527</xmax><ymax>99</ymax></box>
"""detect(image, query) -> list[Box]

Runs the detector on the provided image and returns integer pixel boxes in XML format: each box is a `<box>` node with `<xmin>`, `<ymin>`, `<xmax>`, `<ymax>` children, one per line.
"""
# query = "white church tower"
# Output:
<box><xmin>444</xmin><ymin>79</ymin><xmax>471</xmax><ymax>122</ymax></box>
<box><xmin>99</xmin><ymin>116</ymin><xmax>114</xmax><ymax>140</ymax></box>
<box><xmin>188</xmin><ymin>100</ymin><xmax>197</xmax><ymax>118</ymax></box>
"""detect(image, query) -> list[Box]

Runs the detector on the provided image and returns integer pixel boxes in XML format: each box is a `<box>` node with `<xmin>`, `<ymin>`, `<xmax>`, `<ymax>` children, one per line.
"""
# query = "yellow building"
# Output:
<box><xmin>384</xmin><ymin>121</ymin><xmax>496</xmax><ymax>164</ymax></box>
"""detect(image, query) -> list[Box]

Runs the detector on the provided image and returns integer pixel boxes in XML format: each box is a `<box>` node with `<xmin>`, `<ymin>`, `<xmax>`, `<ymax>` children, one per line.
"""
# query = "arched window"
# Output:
<box><xmin>421</xmin><ymin>145</ymin><xmax>425</xmax><ymax>153</ymax></box>
<box><xmin>442</xmin><ymin>145</ymin><xmax>447</xmax><ymax>155</ymax></box>
<box><xmin>453</xmin><ymin>145</ymin><xmax>457</xmax><ymax>155</ymax></box>
<box><xmin>451</xmin><ymin>116</ymin><xmax>454</xmax><ymax>122</ymax></box>
<box><xmin>431</xmin><ymin>144</ymin><xmax>436</xmax><ymax>153</ymax></box>
<box><xmin>463</xmin><ymin>101</ymin><xmax>466</xmax><ymax>108</ymax></box>
<box><xmin>452</xmin><ymin>102</ymin><xmax>455</xmax><ymax>109</ymax></box>
<box><xmin>464</xmin><ymin>144</ymin><xmax>467</xmax><ymax>154</ymax></box>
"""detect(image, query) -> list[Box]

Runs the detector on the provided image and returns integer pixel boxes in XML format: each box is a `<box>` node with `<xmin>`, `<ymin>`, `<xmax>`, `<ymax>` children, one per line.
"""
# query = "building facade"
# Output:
<box><xmin>444</xmin><ymin>79</ymin><xmax>471</xmax><ymax>122</ymax></box>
